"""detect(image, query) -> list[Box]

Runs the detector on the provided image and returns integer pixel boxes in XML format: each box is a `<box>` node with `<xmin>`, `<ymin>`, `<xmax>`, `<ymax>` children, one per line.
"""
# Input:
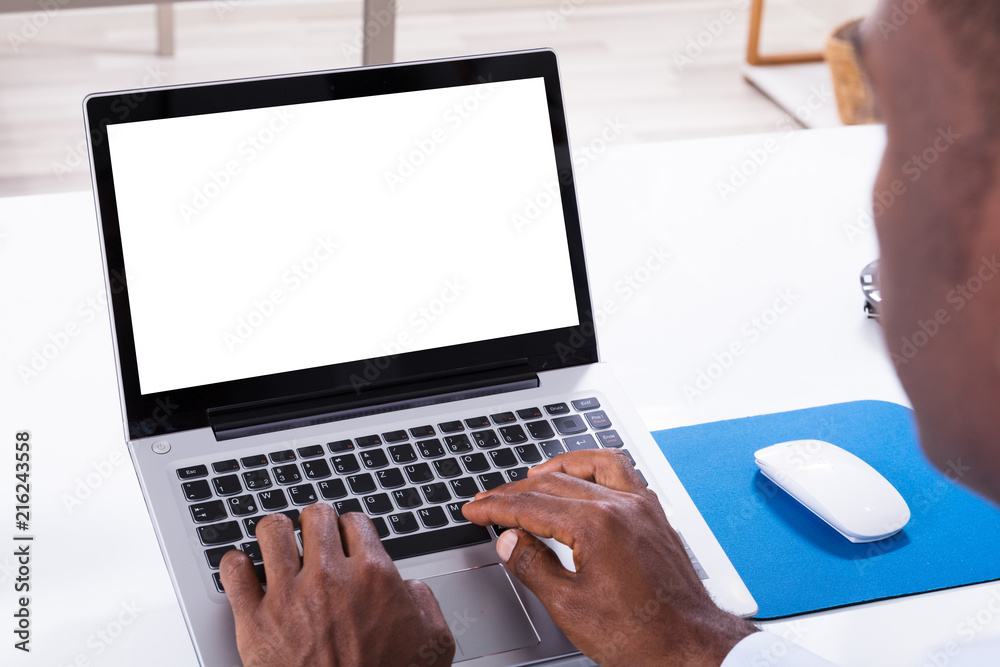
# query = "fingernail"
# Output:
<box><xmin>496</xmin><ymin>530</ymin><xmax>517</xmax><ymax>562</ymax></box>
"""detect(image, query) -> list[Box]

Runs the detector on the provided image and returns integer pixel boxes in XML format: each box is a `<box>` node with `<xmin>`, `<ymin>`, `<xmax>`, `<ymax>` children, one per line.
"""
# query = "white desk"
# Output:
<box><xmin>3</xmin><ymin>125</ymin><xmax>997</xmax><ymax>666</ymax></box>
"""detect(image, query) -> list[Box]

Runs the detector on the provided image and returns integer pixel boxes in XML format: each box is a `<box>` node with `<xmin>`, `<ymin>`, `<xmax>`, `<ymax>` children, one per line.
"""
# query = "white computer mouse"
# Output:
<box><xmin>754</xmin><ymin>440</ymin><xmax>910</xmax><ymax>544</ymax></box>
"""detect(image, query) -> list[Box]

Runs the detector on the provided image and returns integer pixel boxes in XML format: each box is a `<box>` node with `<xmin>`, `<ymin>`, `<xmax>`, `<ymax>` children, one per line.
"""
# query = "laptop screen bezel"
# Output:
<box><xmin>86</xmin><ymin>49</ymin><xmax>599</xmax><ymax>439</ymax></box>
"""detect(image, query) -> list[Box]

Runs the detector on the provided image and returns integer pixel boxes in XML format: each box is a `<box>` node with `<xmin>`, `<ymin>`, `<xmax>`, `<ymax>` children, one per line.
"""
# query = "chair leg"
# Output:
<box><xmin>362</xmin><ymin>0</ymin><xmax>396</xmax><ymax>66</ymax></box>
<box><xmin>157</xmin><ymin>3</ymin><xmax>175</xmax><ymax>57</ymax></box>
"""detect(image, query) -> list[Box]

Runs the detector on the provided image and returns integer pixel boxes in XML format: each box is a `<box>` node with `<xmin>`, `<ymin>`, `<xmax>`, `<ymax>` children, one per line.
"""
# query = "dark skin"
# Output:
<box><xmin>222</xmin><ymin>1</ymin><xmax>1000</xmax><ymax>663</ymax></box>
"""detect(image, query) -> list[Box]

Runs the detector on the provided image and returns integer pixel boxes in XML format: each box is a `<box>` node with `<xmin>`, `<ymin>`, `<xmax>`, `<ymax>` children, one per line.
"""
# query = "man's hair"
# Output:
<box><xmin>928</xmin><ymin>1</ymin><xmax>1000</xmax><ymax>140</ymax></box>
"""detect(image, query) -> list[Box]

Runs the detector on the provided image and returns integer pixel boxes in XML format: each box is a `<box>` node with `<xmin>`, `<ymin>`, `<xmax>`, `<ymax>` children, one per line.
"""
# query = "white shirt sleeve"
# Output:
<box><xmin>721</xmin><ymin>631</ymin><xmax>840</xmax><ymax>667</ymax></box>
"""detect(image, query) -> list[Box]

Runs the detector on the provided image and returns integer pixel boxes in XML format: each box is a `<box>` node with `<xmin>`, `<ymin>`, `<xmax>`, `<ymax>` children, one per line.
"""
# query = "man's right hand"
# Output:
<box><xmin>462</xmin><ymin>449</ymin><xmax>757</xmax><ymax>667</ymax></box>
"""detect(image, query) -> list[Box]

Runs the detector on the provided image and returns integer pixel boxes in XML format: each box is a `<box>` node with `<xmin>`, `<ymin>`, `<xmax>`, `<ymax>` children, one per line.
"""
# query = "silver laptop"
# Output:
<box><xmin>85</xmin><ymin>49</ymin><xmax>757</xmax><ymax>666</ymax></box>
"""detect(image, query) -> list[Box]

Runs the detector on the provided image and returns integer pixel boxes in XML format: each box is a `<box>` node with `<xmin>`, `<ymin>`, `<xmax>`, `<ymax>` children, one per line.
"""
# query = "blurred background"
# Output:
<box><xmin>0</xmin><ymin>0</ymin><xmax>877</xmax><ymax>198</ymax></box>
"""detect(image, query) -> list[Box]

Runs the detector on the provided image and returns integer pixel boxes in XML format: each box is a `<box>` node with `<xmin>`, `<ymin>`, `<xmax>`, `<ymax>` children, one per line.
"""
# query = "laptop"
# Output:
<box><xmin>84</xmin><ymin>49</ymin><xmax>757</xmax><ymax>666</ymax></box>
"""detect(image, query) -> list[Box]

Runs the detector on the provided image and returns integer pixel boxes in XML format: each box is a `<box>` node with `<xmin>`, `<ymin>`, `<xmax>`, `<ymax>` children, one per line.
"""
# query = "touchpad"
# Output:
<box><xmin>422</xmin><ymin>564</ymin><xmax>539</xmax><ymax>662</ymax></box>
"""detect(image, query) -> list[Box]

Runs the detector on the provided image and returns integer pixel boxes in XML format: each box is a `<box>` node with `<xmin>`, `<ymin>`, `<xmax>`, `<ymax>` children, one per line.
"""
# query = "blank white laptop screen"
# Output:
<box><xmin>106</xmin><ymin>77</ymin><xmax>580</xmax><ymax>395</ymax></box>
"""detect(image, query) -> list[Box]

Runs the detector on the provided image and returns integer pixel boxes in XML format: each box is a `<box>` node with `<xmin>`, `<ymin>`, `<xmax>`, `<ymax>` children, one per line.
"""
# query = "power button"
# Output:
<box><xmin>152</xmin><ymin>441</ymin><xmax>171</xmax><ymax>455</ymax></box>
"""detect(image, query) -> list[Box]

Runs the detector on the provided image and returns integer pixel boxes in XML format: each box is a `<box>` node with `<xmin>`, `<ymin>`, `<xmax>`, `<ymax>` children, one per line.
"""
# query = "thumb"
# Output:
<box><xmin>496</xmin><ymin>529</ymin><xmax>572</xmax><ymax>595</ymax></box>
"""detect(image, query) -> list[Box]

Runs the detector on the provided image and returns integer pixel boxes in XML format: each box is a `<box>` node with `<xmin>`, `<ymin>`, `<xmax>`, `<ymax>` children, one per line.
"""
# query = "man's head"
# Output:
<box><xmin>860</xmin><ymin>1</ymin><xmax>1000</xmax><ymax>500</ymax></box>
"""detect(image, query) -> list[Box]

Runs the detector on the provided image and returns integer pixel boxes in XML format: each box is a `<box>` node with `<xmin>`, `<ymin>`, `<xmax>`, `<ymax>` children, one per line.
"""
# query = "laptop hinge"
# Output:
<box><xmin>208</xmin><ymin>364</ymin><xmax>540</xmax><ymax>441</ymax></box>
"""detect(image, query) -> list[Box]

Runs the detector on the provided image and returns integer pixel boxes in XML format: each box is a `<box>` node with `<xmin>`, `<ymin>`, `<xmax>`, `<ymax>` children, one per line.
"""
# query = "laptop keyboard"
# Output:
<box><xmin>176</xmin><ymin>397</ymin><xmax>706</xmax><ymax>592</ymax></box>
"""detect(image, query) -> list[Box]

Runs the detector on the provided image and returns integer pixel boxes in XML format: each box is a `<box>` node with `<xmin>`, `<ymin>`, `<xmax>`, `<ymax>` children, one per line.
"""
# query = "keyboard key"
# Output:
<box><xmin>213</xmin><ymin>564</ymin><xmax>265</xmax><ymax>592</ymax></box>
<box><xmin>552</xmin><ymin>415</ymin><xmax>587</xmax><ymax>435</ymax></box>
<box><xmin>421</xmin><ymin>482</ymin><xmax>451</xmax><ymax>504</ymax></box>
<box><xmin>506</xmin><ymin>467</ymin><xmax>529</xmax><ymax>483</ymax></box>
<box><xmin>303</xmin><ymin>459</ymin><xmax>332</xmax><ymax>479</ymax></box>
<box><xmin>334</xmin><ymin>498</ymin><xmax>364</xmax><ymax>515</ymax></box>
<box><xmin>450</xmin><ymin>477</ymin><xmax>479</xmax><ymax>498</ymax></box>
<box><xmin>242</xmin><ymin>470</ymin><xmax>272</xmax><ymax>490</ymax></box>
<box><xmin>376</xmin><ymin>468</ymin><xmax>406</xmax><ymax>489</ymax></box>
<box><xmin>585</xmin><ymin>410</ymin><xmax>612</xmax><ymax>430</ymax></box>
<box><xmin>297</xmin><ymin>444</ymin><xmax>325</xmax><ymax>458</ymax></box>
<box><xmin>205</xmin><ymin>545</ymin><xmax>236</xmax><ymax>569</ymax></box>
<box><xmin>198</xmin><ymin>521</ymin><xmax>242</xmax><ymax>546</ymax></box>
<box><xmin>361</xmin><ymin>450</ymin><xmax>390</xmax><ymax>469</ymax></box>
<box><xmin>446</xmin><ymin>501</ymin><xmax>469</xmax><ymax>523</ymax></box>
<box><xmin>348</xmin><ymin>473</ymin><xmax>377</xmax><ymax>494</ymax></box>
<box><xmin>212</xmin><ymin>460</ymin><xmax>240</xmax><ymax>473</ymax></box>
<box><xmin>621</xmin><ymin>449</ymin><xmax>636</xmax><ymax>466</ymax></box>
<box><xmin>318</xmin><ymin>479</ymin><xmax>348</xmax><ymax>500</ymax></box>
<box><xmin>177</xmin><ymin>465</ymin><xmax>208</xmax><ymax>479</ymax></box>
<box><xmin>472</xmin><ymin>430</ymin><xmax>501</xmax><ymax>449</ymax></box>
<box><xmin>596</xmin><ymin>430</ymin><xmax>624</xmax><ymax>448</ymax></box>
<box><xmin>190</xmin><ymin>500</ymin><xmax>227</xmax><ymax>523</ymax></box>
<box><xmin>289</xmin><ymin>484</ymin><xmax>318</xmax><ymax>505</ymax></box>
<box><xmin>389</xmin><ymin>512</ymin><xmax>419</xmax><ymax>534</ymax></box>
<box><xmin>279</xmin><ymin>509</ymin><xmax>302</xmax><ymax>530</ymax></box>
<box><xmin>371</xmin><ymin>516</ymin><xmax>390</xmax><ymax>538</ymax></box>
<box><xmin>409</xmin><ymin>425</ymin><xmax>435</xmax><ymax>438</ymax></box>
<box><xmin>545</xmin><ymin>403</ymin><xmax>570</xmax><ymax>415</ymax></box>
<box><xmin>241</xmin><ymin>454</ymin><xmax>268</xmax><ymax>468</ymax></box>
<box><xmin>516</xmin><ymin>407</ymin><xmax>542</xmax><ymax>420</ymax></box>
<box><xmin>464</xmin><ymin>416</ymin><xmax>490</xmax><ymax>429</ymax></box>
<box><xmin>418</xmin><ymin>506</ymin><xmax>448</xmax><ymax>529</ymax></box>
<box><xmin>240</xmin><ymin>541</ymin><xmax>263</xmax><ymax>563</ymax></box>
<box><xmin>331</xmin><ymin>454</ymin><xmax>361</xmax><ymax>474</ymax></box>
<box><xmin>515</xmin><ymin>443</ymin><xmax>543</xmax><ymax>464</ymax></box>
<box><xmin>438</xmin><ymin>420</ymin><xmax>464</xmax><ymax>433</ymax></box>
<box><xmin>227</xmin><ymin>495</ymin><xmax>259</xmax><ymax>516</ymax></box>
<box><xmin>389</xmin><ymin>444</ymin><xmax>417</xmax><ymax>464</ymax></box>
<box><xmin>540</xmin><ymin>440</ymin><xmax>565</xmax><ymax>458</ymax></box>
<box><xmin>382</xmin><ymin>430</ymin><xmax>409</xmax><ymax>443</ymax></box>
<box><xmin>572</xmin><ymin>397</ymin><xmax>601</xmax><ymax>411</ymax></box>
<box><xmin>213</xmin><ymin>475</ymin><xmax>243</xmax><ymax>496</ymax></box>
<box><xmin>381</xmin><ymin>524</ymin><xmax>490</xmax><ymax>560</ymax></box>
<box><xmin>490</xmin><ymin>411</ymin><xmax>516</xmax><ymax>424</ymax></box>
<box><xmin>257</xmin><ymin>489</ymin><xmax>288</xmax><ymax>511</ymax></box>
<box><xmin>499</xmin><ymin>425</ymin><xmax>528</xmax><ymax>444</ymax></box>
<box><xmin>393</xmin><ymin>488</ymin><xmax>423</xmax><ymax>509</ymax></box>
<box><xmin>363</xmin><ymin>493</ymin><xmax>394</xmax><ymax>515</ymax></box>
<box><xmin>329</xmin><ymin>440</ymin><xmax>355</xmax><ymax>453</ymax></box>
<box><xmin>489</xmin><ymin>449</ymin><xmax>518</xmax><ymax>468</ymax></box>
<box><xmin>433</xmin><ymin>458</ymin><xmax>463</xmax><ymax>478</ymax></box>
<box><xmin>417</xmin><ymin>439</ymin><xmax>446</xmax><ymax>459</ymax></box>
<box><xmin>243</xmin><ymin>516</ymin><xmax>262</xmax><ymax>537</ymax></box>
<box><xmin>183</xmin><ymin>480</ymin><xmax>212</xmax><ymax>501</ymax></box>
<box><xmin>444</xmin><ymin>434</ymin><xmax>473</xmax><ymax>454</ymax></box>
<box><xmin>273</xmin><ymin>464</ymin><xmax>302</xmax><ymax>485</ymax></box>
<box><xmin>636</xmin><ymin>469</ymin><xmax>649</xmax><ymax>487</ymax></box>
<box><xmin>565</xmin><ymin>435</ymin><xmax>599</xmax><ymax>451</ymax></box>
<box><xmin>404</xmin><ymin>463</ymin><xmax>434</xmax><ymax>484</ymax></box>
<box><xmin>356</xmin><ymin>434</ymin><xmax>382</xmax><ymax>449</ymax></box>
<box><xmin>478</xmin><ymin>472</ymin><xmax>506</xmax><ymax>491</ymax></box>
<box><xmin>461</xmin><ymin>453</ymin><xmax>490</xmax><ymax>473</ymax></box>
<box><xmin>526</xmin><ymin>420</ymin><xmax>555</xmax><ymax>440</ymax></box>
<box><xmin>269</xmin><ymin>450</ymin><xmax>296</xmax><ymax>463</ymax></box>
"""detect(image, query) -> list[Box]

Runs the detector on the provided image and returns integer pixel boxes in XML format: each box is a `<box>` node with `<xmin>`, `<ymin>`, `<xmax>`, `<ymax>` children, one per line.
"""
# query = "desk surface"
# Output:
<box><xmin>3</xmin><ymin>125</ymin><xmax>996</xmax><ymax>666</ymax></box>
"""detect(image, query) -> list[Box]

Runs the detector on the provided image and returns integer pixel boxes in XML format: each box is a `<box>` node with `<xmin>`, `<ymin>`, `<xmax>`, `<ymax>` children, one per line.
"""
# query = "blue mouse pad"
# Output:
<box><xmin>652</xmin><ymin>401</ymin><xmax>1000</xmax><ymax>620</ymax></box>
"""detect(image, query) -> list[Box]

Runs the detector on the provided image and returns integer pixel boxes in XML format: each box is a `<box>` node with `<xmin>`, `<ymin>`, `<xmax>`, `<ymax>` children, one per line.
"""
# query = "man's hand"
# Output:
<box><xmin>220</xmin><ymin>503</ymin><xmax>455</xmax><ymax>667</ymax></box>
<box><xmin>462</xmin><ymin>450</ymin><xmax>757</xmax><ymax>667</ymax></box>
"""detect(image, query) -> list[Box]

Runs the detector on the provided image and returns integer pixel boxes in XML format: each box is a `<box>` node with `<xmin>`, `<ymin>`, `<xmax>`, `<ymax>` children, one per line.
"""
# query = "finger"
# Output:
<box><xmin>405</xmin><ymin>578</ymin><xmax>447</xmax><ymax>619</ymax></box>
<box><xmin>474</xmin><ymin>470</ymin><xmax>611</xmax><ymax>503</ymax></box>
<box><xmin>338</xmin><ymin>511</ymin><xmax>390</xmax><ymax>560</ymax></box>
<box><xmin>255</xmin><ymin>512</ymin><xmax>301</xmax><ymax>587</ymax></box>
<box><xmin>299</xmin><ymin>503</ymin><xmax>344</xmax><ymax>569</ymax></box>
<box><xmin>405</xmin><ymin>580</ymin><xmax>454</xmax><ymax>651</ymax></box>
<box><xmin>528</xmin><ymin>449</ymin><xmax>644</xmax><ymax>493</ymax></box>
<box><xmin>220</xmin><ymin>548</ymin><xmax>264</xmax><ymax>616</ymax></box>
<box><xmin>462</xmin><ymin>492</ymin><xmax>585</xmax><ymax>547</ymax></box>
<box><xmin>495</xmin><ymin>529</ymin><xmax>573</xmax><ymax>595</ymax></box>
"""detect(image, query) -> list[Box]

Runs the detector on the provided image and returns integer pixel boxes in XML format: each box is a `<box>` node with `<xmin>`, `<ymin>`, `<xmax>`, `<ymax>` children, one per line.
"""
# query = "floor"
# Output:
<box><xmin>0</xmin><ymin>0</ymin><xmax>876</xmax><ymax>197</ymax></box>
